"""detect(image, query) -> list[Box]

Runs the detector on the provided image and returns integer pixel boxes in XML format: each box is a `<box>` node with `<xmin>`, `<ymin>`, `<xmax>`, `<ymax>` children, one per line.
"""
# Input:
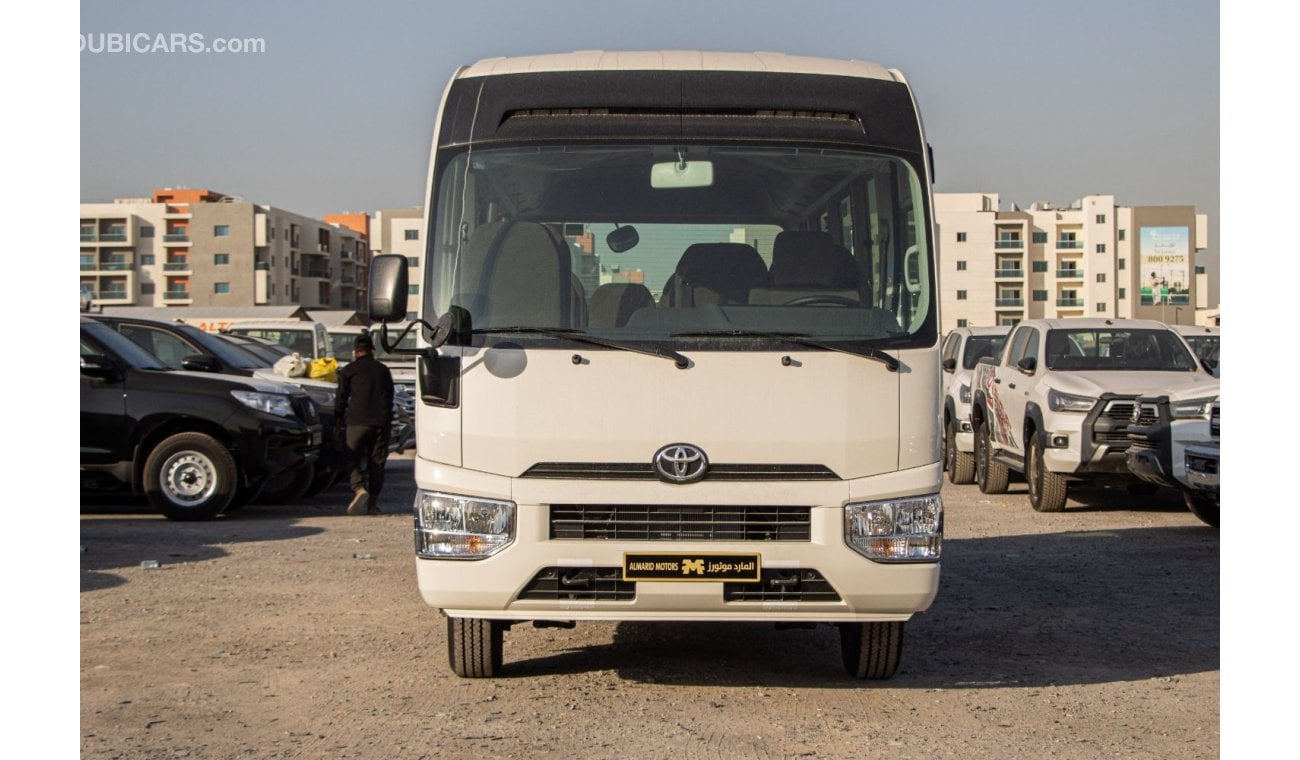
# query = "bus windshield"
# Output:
<box><xmin>426</xmin><ymin>144</ymin><xmax>934</xmax><ymax>349</ymax></box>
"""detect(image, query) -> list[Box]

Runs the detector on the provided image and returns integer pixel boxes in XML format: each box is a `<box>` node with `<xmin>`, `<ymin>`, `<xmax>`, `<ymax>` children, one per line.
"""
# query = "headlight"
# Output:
<box><xmin>1048</xmin><ymin>388</ymin><xmax>1095</xmax><ymax>413</ymax></box>
<box><xmin>415</xmin><ymin>491</ymin><xmax>515</xmax><ymax>559</ymax></box>
<box><xmin>844</xmin><ymin>494</ymin><xmax>942</xmax><ymax>563</ymax></box>
<box><xmin>1171</xmin><ymin>396</ymin><xmax>1216</xmax><ymax>419</ymax></box>
<box><xmin>231</xmin><ymin>390</ymin><xmax>296</xmax><ymax>418</ymax></box>
<box><xmin>958</xmin><ymin>383</ymin><xmax>971</xmax><ymax>403</ymax></box>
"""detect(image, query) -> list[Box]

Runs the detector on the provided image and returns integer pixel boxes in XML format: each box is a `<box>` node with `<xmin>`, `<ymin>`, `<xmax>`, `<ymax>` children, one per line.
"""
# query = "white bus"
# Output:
<box><xmin>368</xmin><ymin>51</ymin><xmax>943</xmax><ymax>679</ymax></box>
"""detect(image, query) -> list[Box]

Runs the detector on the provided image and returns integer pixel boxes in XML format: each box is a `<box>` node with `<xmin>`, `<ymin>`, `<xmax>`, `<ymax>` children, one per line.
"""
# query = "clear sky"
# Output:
<box><xmin>79</xmin><ymin>0</ymin><xmax>1220</xmax><ymax>300</ymax></box>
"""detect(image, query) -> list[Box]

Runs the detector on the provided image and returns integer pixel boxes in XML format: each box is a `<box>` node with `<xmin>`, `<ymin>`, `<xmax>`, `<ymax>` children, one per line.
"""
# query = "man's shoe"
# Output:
<box><xmin>347</xmin><ymin>488</ymin><xmax>369</xmax><ymax>515</ymax></box>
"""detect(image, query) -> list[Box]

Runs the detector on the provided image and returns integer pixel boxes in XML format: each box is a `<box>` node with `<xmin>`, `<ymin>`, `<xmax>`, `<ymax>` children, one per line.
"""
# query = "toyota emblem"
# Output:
<box><xmin>653</xmin><ymin>443</ymin><xmax>709</xmax><ymax>484</ymax></box>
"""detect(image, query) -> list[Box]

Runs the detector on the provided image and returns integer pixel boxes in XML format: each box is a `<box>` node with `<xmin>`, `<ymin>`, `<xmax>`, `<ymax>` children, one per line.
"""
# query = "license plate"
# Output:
<box><xmin>622</xmin><ymin>553</ymin><xmax>761</xmax><ymax>582</ymax></box>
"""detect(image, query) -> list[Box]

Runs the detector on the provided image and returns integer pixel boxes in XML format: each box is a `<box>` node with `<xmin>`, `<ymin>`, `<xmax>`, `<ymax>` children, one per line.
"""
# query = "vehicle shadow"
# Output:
<box><xmin>504</xmin><ymin>525</ymin><xmax>1218</xmax><ymax>689</ymax></box>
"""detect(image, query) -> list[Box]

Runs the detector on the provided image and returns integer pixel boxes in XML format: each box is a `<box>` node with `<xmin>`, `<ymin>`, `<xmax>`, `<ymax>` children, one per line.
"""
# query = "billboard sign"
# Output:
<box><xmin>1138</xmin><ymin>226</ymin><xmax>1190</xmax><ymax>306</ymax></box>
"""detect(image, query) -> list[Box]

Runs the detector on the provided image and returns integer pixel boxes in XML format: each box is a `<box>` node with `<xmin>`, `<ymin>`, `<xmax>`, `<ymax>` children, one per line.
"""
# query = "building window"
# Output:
<box><xmin>956</xmin><ymin>319</ymin><xmax>968</xmax><ymax>328</ymax></box>
<box><xmin>1096</xmin><ymin>303</ymin><xmax>1106</xmax><ymax>312</ymax></box>
<box><xmin>140</xmin><ymin>225</ymin><xmax>155</xmax><ymax>238</ymax></box>
<box><xmin>405</xmin><ymin>311</ymin><xmax>419</xmax><ymax>322</ymax></box>
<box><xmin>214</xmin><ymin>225</ymin><xmax>230</xmax><ymax>237</ymax></box>
<box><xmin>956</xmin><ymin>232</ymin><xmax>967</xmax><ymax>242</ymax></box>
<box><xmin>1118</xmin><ymin>288</ymin><xmax>1126</xmax><ymax>300</ymax></box>
<box><xmin>404</xmin><ymin>229</ymin><xmax>420</xmax><ymax>241</ymax></box>
<box><xmin>140</xmin><ymin>254</ymin><xmax>156</xmax><ymax>266</ymax></box>
<box><xmin>1032</xmin><ymin>261</ymin><xmax>1048</xmax><ymax>273</ymax></box>
<box><xmin>956</xmin><ymin>260</ymin><xmax>967</xmax><ymax>271</ymax></box>
<box><xmin>214</xmin><ymin>282</ymin><xmax>231</xmax><ymax>294</ymax></box>
<box><xmin>1032</xmin><ymin>290</ymin><xmax>1048</xmax><ymax>302</ymax></box>
<box><xmin>140</xmin><ymin>282</ymin><xmax>155</xmax><ymax>295</ymax></box>
<box><xmin>1118</xmin><ymin>258</ymin><xmax>1126</xmax><ymax>270</ymax></box>
<box><xmin>1096</xmin><ymin>273</ymin><xmax>1106</xmax><ymax>283</ymax></box>
<box><xmin>1195</xmin><ymin>265</ymin><xmax>1205</xmax><ymax>274</ymax></box>
<box><xmin>408</xmin><ymin>284</ymin><xmax>420</xmax><ymax>295</ymax></box>
<box><xmin>1095</xmin><ymin>243</ymin><xmax>1106</xmax><ymax>253</ymax></box>
<box><xmin>214</xmin><ymin>253</ymin><xmax>230</xmax><ymax>265</ymax></box>
<box><xmin>1096</xmin><ymin>214</ymin><xmax>1106</xmax><ymax>224</ymax></box>
<box><xmin>406</xmin><ymin>257</ymin><xmax>419</xmax><ymax>268</ymax></box>
<box><xmin>1118</xmin><ymin>229</ymin><xmax>1127</xmax><ymax>241</ymax></box>
<box><xmin>956</xmin><ymin>290</ymin><xmax>967</xmax><ymax>300</ymax></box>
<box><xmin>1032</xmin><ymin>231</ymin><xmax>1047</xmax><ymax>244</ymax></box>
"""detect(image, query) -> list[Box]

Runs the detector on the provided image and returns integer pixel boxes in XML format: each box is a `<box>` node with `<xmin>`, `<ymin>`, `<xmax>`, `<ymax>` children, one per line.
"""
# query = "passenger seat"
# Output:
<box><xmin>659</xmin><ymin>242</ymin><xmax>769</xmax><ymax>307</ymax></box>
<box><xmin>748</xmin><ymin>230</ymin><xmax>860</xmax><ymax>305</ymax></box>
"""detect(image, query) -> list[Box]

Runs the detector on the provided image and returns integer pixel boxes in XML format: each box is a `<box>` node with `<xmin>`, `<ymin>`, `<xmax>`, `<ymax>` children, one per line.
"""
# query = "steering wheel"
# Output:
<box><xmin>782</xmin><ymin>294</ymin><xmax>862</xmax><ymax>307</ymax></box>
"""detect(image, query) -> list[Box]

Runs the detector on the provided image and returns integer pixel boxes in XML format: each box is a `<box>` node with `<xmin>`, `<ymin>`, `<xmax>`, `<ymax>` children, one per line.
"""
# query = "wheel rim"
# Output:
<box><xmin>159</xmin><ymin>450</ymin><xmax>219</xmax><ymax>507</ymax></box>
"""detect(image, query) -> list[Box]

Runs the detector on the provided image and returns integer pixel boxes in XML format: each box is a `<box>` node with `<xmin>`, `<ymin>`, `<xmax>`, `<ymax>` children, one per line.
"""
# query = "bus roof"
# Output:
<box><xmin>459</xmin><ymin>51</ymin><xmax>900</xmax><ymax>83</ymax></box>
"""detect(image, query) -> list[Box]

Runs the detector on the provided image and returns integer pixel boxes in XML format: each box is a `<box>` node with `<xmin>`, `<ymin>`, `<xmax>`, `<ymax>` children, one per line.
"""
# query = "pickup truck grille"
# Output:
<box><xmin>549</xmin><ymin>505</ymin><xmax>811</xmax><ymax>541</ymax></box>
<box><xmin>1093</xmin><ymin>399</ymin><xmax>1137</xmax><ymax>445</ymax></box>
<box><xmin>1210</xmin><ymin>403</ymin><xmax>1220</xmax><ymax>437</ymax></box>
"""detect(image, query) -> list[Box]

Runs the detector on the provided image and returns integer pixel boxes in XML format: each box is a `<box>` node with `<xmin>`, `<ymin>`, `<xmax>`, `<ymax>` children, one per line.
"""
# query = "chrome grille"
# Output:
<box><xmin>549</xmin><ymin>505</ymin><xmax>811</xmax><ymax>541</ymax></box>
<box><xmin>524</xmin><ymin>463</ymin><xmax>837</xmax><ymax>481</ymax></box>
<box><xmin>1210</xmin><ymin>403</ymin><xmax>1220</xmax><ymax>438</ymax></box>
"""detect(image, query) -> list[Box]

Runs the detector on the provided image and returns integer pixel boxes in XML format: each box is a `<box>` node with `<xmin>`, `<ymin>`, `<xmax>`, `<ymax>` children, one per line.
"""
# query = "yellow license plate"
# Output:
<box><xmin>622</xmin><ymin>553</ymin><xmax>761</xmax><ymax>582</ymax></box>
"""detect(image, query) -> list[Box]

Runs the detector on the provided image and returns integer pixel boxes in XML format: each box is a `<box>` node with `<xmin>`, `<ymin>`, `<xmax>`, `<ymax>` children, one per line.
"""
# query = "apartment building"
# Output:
<box><xmin>936</xmin><ymin>193</ymin><xmax>1209</xmax><ymax>332</ymax></box>
<box><xmin>80</xmin><ymin>188</ymin><xmax>370</xmax><ymax>311</ymax></box>
<box><xmin>371</xmin><ymin>207</ymin><xmax>424</xmax><ymax>319</ymax></box>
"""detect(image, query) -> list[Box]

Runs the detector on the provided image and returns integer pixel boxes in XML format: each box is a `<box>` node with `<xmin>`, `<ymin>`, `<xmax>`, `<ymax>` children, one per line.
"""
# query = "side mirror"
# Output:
<box><xmin>80</xmin><ymin>354</ymin><xmax>117</xmax><ymax>379</ymax></box>
<box><xmin>180</xmin><ymin>354</ymin><xmax>221</xmax><ymax>373</ymax></box>
<box><xmin>1016</xmin><ymin>356</ymin><xmax>1037</xmax><ymax>374</ymax></box>
<box><xmin>368</xmin><ymin>254</ymin><xmax>409</xmax><ymax>323</ymax></box>
<box><xmin>942</xmin><ymin>357</ymin><xmax>957</xmax><ymax>372</ymax></box>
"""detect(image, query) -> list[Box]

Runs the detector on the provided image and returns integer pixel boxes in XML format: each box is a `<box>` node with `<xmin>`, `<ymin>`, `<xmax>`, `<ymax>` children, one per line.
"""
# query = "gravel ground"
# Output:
<box><xmin>80</xmin><ymin>455</ymin><xmax>1219</xmax><ymax>758</ymax></box>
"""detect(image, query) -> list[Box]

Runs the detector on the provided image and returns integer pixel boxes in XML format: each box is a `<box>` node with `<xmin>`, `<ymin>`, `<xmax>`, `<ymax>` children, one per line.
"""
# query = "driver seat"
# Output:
<box><xmin>748</xmin><ymin>230</ymin><xmax>860</xmax><ymax>305</ymax></box>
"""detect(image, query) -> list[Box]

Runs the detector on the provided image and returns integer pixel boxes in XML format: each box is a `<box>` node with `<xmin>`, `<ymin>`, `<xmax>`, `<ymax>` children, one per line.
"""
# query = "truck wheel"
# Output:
<box><xmin>946</xmin><ymin>420</ymin><xmax>975</xmax><ymax>484</ymax></box>
<box><xmin>255</xmin><ymin>462</ymin><xmax>315</xmax><ymax>505</ymax></box>
<box><xmin>143</xmin><ymin>432</ymin><xmax>237</xmax><ymax>521</ymax></box>
<box><xmin>1027</xmin><ymin>435</ymin><xmax>1068</xmax><ymax>512</ymax></box>
<box><xmin>839</xmin><ymin>621</ymin><xmax>903</xmax><ymax>679</ymax></box>
<box><xmin>448</xmin><ymin>617</ymin><xmax>503</xmax><ymax>678</ymax></box>
<box><xmin>1183</xmin><ymin>492</ymin><xmax>1220</xmax><ymax>528</ymax></box>
<box><xmin>975</xmin><ymin>420</ymin><xmax>1010</xmax><ymax>494</ymax></box>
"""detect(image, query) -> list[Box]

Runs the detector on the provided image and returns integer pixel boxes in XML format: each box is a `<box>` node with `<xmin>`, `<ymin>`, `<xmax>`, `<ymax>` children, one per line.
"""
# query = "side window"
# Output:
<box><xmin>941</xmin><ymin>333</ymin><xmax>959</xmax><ymax>363</ymax></box>
<box><xmin>1006</xmin><ymin>327</ymin><xmax>1032</xmax><ymax>365</ymax></box>
<box><xmin>1022</xmin><ymin>328</ymin><xmax>1041</xmax><ymax>367</ymax></box>
<box><xmin>121</xmin><ymin>326</ymin><xmax>196</xmax><ymax>369</ymax></box>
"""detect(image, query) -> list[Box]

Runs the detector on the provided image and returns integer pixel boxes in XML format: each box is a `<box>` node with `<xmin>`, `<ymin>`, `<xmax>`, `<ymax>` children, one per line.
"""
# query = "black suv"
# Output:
<box><xmin>80</xmin><ymin>318</ymin><xmax>322</xmax><ymax>520</ymax></box>
<box><xmin>87</xmin><ymin>314</ymin><xmax>343</xmax><ymax>499</ymax></box>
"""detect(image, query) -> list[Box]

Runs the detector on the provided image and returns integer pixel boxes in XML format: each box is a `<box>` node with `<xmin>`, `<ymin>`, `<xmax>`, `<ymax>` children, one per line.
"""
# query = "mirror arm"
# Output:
<box><xmin>379</xmin><ymin>321</ymin><xmax>435</xmax><ymax>357</ymax></box>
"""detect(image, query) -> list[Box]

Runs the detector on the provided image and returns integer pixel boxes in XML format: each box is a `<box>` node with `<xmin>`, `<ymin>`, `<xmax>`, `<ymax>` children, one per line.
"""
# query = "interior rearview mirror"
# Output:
<box><xmin>651</xmin><ymin>160</ymin><xmax>713</xmax><ymax>189</ymax></box>
<box><xmin>606</xmin><ymin>225</ymin><xmax>639</xmax><ymax>253</ymax></box>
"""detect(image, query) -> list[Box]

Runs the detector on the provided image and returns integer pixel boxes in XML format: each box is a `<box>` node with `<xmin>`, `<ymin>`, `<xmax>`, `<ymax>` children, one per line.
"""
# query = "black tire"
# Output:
<box><xmin>975</xmin><ymin>419</ymin><xmax>1010</xmax><ymax>494</ymax></box>
<box><xmin>1126</xmin><ymin>481</ymin><xmax>1160</xmax><ymax>497</ymax></box>
<box><xmin>1183</xmin><ymin>491</ymin><xmax>1220</xmax><ymax>528</ymax></box>
<box><xmin>839</xmin><ymin>621</ymin><xmax>904</xmax><ymax>679</ymax></box>
<box><xmin>142</xmin><ymin>432</ymin><xmax>237</xmax><ymax>521</ymax></box>
<box><xmin>946</xmin><ymin>419</ymin><xmax>976</xmax><ymax>485</ymax></box>
<box><xmin>448</xmin><ymin>617</ymin><xmax>503</xmax><ymax>678</ymax></box>
<box><xmin>1027</xmin><ymin>434</ymin><xmax>1068</xmax><ymax>512</ymax></box>
<box><xmin>255</xmin><ymin>462</ymin><xmax>315</xmax><ymax>505</ymax></box>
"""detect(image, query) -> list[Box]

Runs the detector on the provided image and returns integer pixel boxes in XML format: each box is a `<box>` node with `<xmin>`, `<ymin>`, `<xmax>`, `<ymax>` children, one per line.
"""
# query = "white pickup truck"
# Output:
<box><xmin>1126</xmin><ymin>395</ymin><xmax>1220</xmax><ymax>526</ymax></box>
<box><xmin>969</xmin><ymin>318</ymin><xmax>1219</xmax><ymax>512</ymax></box>
<box><xmin>940</xmin><ymin>326</ymin><xmax>1010</xmax><ymax>484</ymax></box>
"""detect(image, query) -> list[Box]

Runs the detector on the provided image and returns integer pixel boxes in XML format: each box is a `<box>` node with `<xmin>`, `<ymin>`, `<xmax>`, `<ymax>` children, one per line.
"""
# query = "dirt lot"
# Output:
<box><xmin>81</xmin><ymin>455</ymin><xmax>1219</xmax><ymax>759</ymax></box>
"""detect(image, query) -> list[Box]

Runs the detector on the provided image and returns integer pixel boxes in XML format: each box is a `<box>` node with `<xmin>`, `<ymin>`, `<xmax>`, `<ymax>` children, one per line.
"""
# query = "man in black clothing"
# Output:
<box><xmin>334</xmin><ymin>332</ymin><xmax>394</xmax><ymax>515</ymax></box>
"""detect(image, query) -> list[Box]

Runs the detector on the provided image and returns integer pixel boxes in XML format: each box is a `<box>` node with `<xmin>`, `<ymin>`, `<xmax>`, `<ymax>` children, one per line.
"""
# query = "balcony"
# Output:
<box><xmin>1056</xmin><ymin>240</ymin><xmax>1083</xmax><ymax>249</ymax></box>
<box><xmin>994</xmin><ymin>240</ymin><xmax>1023</xmax><ymax>250</ymax></box>
<box><xmin>162</xmin><ymin>205</ymin><xmax>192</xmax><ymax>218</ymax></box>
<box><xmin>95</xmin><ymin>289</ymin><xmax>129</xmax><ymax>302</ymax></box>
<box><xmin>163</xmin><ymin>290</ymin><xmax>192</xmax><ymax>302</ymax></box>
<box><xmin>340</xmin><ymin>274</ymin><xmax>356</xmax><ymax>285</ymax></box>
<box><xmin>81</xmin><ymin>232</ymin><xmax>96</xmax><ymax>242</ymax></box>
<box><xmin>99</xmin><ymin>261</ymin><xmax>133</xmax><ymax>271</ymax></box>
<box><xmin>163</xmin><ymin>261</ymin><xmax>191</xmax><ymax>272</ymax></box>
<box><xmin>163</xmin><ymin>233</ymin><xmax>190</xmax><ymax>244</ymax></box>
<box><xmin>995</xmin><ymin>298</ymin><xmax>1024</xmax><ymax>308</ymax></box>
<box><xmin>99</xmin><ymin>231</ymin><xmax>128</xmax><ymax>243</ymax></box>
<box><xmin>302</xmin><ymin>269</ymin><xmax>331</xmax><ymax>280</ymax></box>
<box><xmin>1056</xmin><ymin>269</ymin><xmax>1083</xmax><ymax>279</ymax></box>
<box><xmin>1056</xmin><ymin>298</ymin><xmax>1084</xmax><ymax>308</ymax></box>
<box><xmin>80</xmin><ymin>263</ymin><xmax>96</xmax><ymax>271</ymax></box>
<box><xmin>994</xmin><ymin>268</ymin><xmax>1024</xmax><ymax>279</ymax></box>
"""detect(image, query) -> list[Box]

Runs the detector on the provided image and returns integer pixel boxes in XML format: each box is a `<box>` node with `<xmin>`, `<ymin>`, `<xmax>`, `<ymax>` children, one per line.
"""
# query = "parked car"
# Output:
<box><xmin>88</xmin><ymin>314</ymin><xmax>343</xmax><ymax>501</ymax></box>
<box><xmin>969</xmin><ymin>318</ymin><xmax>1219</xmax><ymax>512</ymax></box>
<box><xmin>940</xmin><ymin>326</ymin><xmax>1011</xmax><ymax>484</ymax></box>
<box><xmin>1171</xmin><ymin>324</ymin><xmax>1220</xmax><ymax>376</ymax></box>
<box><xmin>223</xmin><ymin>321</ymin><xmax>334</xmax><ymax>361</ymax></box>
<box><xmin>1127</xmin><ymin>395</ymin><xmax>1220</xmax><ymax>526</ymax></box>
<box><xmin>327</xmin><ymin>324</ymin><xmax>419</xmax><ymax>393</ymax></box>
<box><xmin>217</xmin><ymin>333</ymin><xmax>294</xmax><ymax>364</ymax></box>
<box><xmin>80</xmin><ymin>317</ymin><xmax>322</xmax><ymax>519</ymax></box>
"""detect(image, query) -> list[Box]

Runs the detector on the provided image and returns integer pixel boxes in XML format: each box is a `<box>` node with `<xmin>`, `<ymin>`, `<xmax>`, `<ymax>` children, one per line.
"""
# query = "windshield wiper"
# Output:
<box><xmin>670</xmin><ymin>330</ymin><xmax>899</xmax><ymax>372</ymax></box>
<box><xmin>469</xmin><ymin>327</ymin><xmax>690</xmax><ymax>369</ymax></box>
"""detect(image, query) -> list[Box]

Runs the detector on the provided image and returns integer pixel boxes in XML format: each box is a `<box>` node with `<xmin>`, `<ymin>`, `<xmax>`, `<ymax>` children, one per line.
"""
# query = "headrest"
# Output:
<box><xmin>674</xmin><ymin>243</ymin><xmax>769</xmax><ymax>303</ymax></box>
<box><xmin>770</xmin><ymin>231</ymin><xmax>859</xmax><ymax>289</ymax></box>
